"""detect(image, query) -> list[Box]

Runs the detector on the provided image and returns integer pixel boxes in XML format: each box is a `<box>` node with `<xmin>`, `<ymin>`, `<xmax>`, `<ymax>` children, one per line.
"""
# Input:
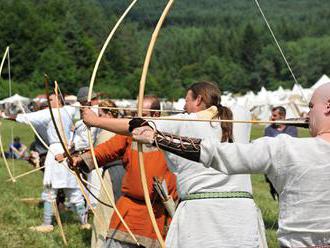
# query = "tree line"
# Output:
<box><xmin>0</xmin><ymin>0</ymin><xmax>329</xmax><ymax>99</ymax></box>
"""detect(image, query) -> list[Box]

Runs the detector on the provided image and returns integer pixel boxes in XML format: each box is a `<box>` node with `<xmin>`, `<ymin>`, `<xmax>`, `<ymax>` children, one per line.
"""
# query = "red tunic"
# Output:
<box><xmin>93</xmin><ymin>135</ymin><xmax>177</xmax><ymax>246</ymax></box>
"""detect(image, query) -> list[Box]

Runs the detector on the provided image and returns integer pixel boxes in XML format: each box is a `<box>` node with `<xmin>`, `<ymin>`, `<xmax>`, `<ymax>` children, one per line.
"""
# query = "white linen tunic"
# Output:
<box><xmin>72</xmin><ymin>119</ymin><xmax>99</xmax><ymax>151</ymax></box>
<box><xmin>16</xmin><ymin>105</ymin><xmax>77</xmax><ymax>146</ymax></box>
<box><xmin>154</xmin><ymin>106</ymin><xmax>263</xmax><ymax>248</ymax></box>
<box><xmin>201</xmin><ymin>134</ymin><xmax>330</xmax><ymax>247</ymax></box>
<box><xmin>72</xmin><ymin>118</ymin><xmax>101</xmax><ymax>206</ymax></box>
<box><xmin>43</xmin><ymin>108</ymin><xmax>78</xmax><ymax>189</ymax></box>
<box><xmin>16</xmin><ymin>108</ymin><xmax>51</xmax><ymax>145</ymax></box>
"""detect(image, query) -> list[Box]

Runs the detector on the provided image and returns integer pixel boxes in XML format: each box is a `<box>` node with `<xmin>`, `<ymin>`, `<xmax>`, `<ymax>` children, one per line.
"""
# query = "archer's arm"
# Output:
<box><xmin>16</xmin><ymin>109</ymin><xmax>49</xmax><ymax>124</ymax></box>
<box><xmin>81</xmin><ymin>108</ymin><xmax>130</xmax><ymax>135</ymax></box>
<box><xmin>73</xmin><ymin>134</ymin><xmax>128</xmax><ymax>172</ymax></box>
<box><xmin>200</xmin><ymin>137</ymin><xmax>280</xmax><ymax>175</ymax></box>
<box><xmin>132</xmin><ymin>125</ymin><xmax>280</xmax><ymax>175</ymax></box>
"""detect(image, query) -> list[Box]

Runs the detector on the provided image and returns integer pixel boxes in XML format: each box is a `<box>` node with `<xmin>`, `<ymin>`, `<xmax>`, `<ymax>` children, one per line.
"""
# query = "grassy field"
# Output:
<box><xmin>0</xmin><ymin>120</ymin><xmax>310</xmax><ymax>248</ymax></box>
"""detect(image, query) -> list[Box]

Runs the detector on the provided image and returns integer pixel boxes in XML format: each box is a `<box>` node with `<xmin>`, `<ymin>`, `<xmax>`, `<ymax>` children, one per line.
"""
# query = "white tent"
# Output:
<box><xmin>113</xmin><ymin>99</ymin><xmax>136</xmax><ymax>108</ymax></box>
<box><xmin>0</xmin><ymin>93</ymin><xmax>31</xmax><ymax>104</ymax></box>
<box><xmin>65</xmin><ymin>95</ymin><xmax>77</xmax><ymax>102</ymax></box>
<box><xmin>311</xmin><ymin>74</ymin><xmax>330</xmax><ymax>90</ymax></box>
<box><xmin>173</xmin><ymin>98</ymin><xmax>185</xmax><ymax>111</ymax></box>
<box><xmin>133</xmin><ymin>74</ymin><xmax>328</xmax><ymax>119</ymax></box>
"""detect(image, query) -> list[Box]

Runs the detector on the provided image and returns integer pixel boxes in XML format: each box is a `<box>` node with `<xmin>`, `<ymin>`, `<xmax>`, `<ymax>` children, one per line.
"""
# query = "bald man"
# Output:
<box><xmin>131</xmin><ymin>83</ymin><xmax>330</xmax><ymax>247</ymax></box>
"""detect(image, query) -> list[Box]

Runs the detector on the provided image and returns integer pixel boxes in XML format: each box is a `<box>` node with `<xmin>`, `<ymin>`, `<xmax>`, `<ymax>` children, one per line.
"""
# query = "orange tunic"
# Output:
<box><xmin>93</xmin><ymin>135</ymin><xmax>177</xmax><ymax>247</ymax></box>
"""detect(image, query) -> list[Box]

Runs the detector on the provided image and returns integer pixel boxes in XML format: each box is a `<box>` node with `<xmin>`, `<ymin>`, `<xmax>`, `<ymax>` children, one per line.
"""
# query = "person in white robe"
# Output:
<box><xmin>15</xmin><ymin>104</ymin><xmax>76</xmax><ymax>146</ymax></box>
<box><xmin>72</xmin><ymin>87</ymin><xmax>101</xmax><ymax>208</ymax></box>
<box><xmin>14</xmin><ymin>107</ymin><xmax>52</xmax><ymax>166</ymax></box>
<box><xmin>71</xmin><ymin>119</ymin><xmax>100</xmax><ymax>206</ymax></box>
<box><xmin>78</xmin><ymin>81</ymin><xmax>266</xmax><ymax>248</ymax></box>
<box><xmin>16</xmin><ymin>108</ymin><xmax>51</xmax><ymax>145</ymax></box>
<box><xmin>149</xmin><ymin>85</ymin><xmax>265</xmax><ymax>248</ymax></box>
<box><xmin>132</xmin><ymin>83</ymin><xmax>330</xmax><ymax>248</ymax></box>
<box><xmin>29</xmin><ymin>94</ymin><xmax>88</xmax><ymax>232</ymax></box>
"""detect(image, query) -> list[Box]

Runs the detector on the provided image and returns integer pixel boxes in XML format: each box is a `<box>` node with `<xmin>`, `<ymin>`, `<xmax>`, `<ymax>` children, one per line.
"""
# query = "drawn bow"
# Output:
<box><xmin>86</xmin><ymin>0</ymin><xmax>140</xmax><ymax>245</ymax></box>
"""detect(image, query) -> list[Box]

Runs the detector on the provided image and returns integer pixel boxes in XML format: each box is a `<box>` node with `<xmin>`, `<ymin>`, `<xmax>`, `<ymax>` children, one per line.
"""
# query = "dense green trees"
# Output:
<box><xmin>0</xmin><ymin>0</ymin><xmax>329</xmax><ymax>99</ymax></box>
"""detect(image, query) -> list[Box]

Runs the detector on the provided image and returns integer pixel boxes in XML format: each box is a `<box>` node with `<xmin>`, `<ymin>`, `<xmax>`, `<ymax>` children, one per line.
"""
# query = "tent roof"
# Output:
<box><xmin>0</xmin><ymin>93</ymin><xmax>31</xmax><ymax>104</ymax></box>
<box><xmin>311</xmin><ymin>74</ymin><xmax>330</xmax><ymax>90</ymax></box>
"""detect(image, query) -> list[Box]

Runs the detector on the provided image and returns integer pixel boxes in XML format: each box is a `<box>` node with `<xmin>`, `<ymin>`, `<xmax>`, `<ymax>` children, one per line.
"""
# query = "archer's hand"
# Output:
<box><xmin>81</xmin><ymin>107</ymin><xmax>98</xmax><ymax>127</ymax></box>
<box><xmin>128</xmin><ymin>117</ymin><xmax>152</xmax><ymax>132</ymax></box>
<box><xmin>55</xmin><ymin>154</ymin><xmax>65</xmax><ymax>162</ymax></box>
<box><xmin>70</xmin><ymin>156</ymin><xmax>83</xmax><ymax>168</ymax></box>
<box><xmin>68</xmin><ymin>155</ymin><xmax>91</xmax><ymax>174</ymax></box>
<box><xmin>132</xmin><ymin>126</ymin><xmax>155</xmax><ymax>144</ymax></box>
<box><xmin>7</xmin><ymin>114</ymin><xmax>16</xmax><ymax>121</ymax></box>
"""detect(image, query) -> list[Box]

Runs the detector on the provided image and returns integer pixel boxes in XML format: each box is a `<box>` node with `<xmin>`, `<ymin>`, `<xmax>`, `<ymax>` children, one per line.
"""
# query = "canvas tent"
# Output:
<box><xmin>0</xmin><ymin>94</ymin><xmax>30</xmax><ymax>104</ymax></box>
<box><xmin>311</xmin><ymin>74</ymin><xmax>330</xmax><ymax>90</ymax></box>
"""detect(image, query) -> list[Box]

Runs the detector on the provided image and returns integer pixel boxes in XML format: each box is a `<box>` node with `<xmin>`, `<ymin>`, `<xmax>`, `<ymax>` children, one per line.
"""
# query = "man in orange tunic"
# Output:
<box><xmin>73</xmin><ymin>96</ymin><xmax>177</xmax><ymax>248</ymax></box>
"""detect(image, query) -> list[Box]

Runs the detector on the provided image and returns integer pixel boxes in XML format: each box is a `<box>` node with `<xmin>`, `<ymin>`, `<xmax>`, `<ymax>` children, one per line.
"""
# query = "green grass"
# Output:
<box><xmin>0</xmin><ymin>120</ymin><xmax>310</xmax><ymax>247</ymax></box>
<box><xmin>0</xmin><ymin>120</ymin><xmax>91</xmax><ymax>248</ymax></box>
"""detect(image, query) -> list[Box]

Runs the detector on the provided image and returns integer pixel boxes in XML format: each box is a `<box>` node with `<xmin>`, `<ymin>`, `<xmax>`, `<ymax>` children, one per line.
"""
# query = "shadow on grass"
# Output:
<box><xmin>264</xmin><ymin>217</ymin><xmax>278</xmax><ymax>230</ymax></box>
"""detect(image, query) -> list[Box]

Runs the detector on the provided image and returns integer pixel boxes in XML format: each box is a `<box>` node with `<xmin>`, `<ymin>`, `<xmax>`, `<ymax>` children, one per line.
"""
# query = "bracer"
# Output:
<box><xmin>153</xmin><ymin>130</ymin><xmax>202</xmax><ymax>162</ymax></box>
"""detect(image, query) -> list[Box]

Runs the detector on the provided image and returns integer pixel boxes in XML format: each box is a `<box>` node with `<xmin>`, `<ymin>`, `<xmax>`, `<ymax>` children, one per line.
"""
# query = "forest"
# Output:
<box><xmin>0</xmin><ymin>0</ymin><xmax>329</xmax><ymax>99</ymax></box>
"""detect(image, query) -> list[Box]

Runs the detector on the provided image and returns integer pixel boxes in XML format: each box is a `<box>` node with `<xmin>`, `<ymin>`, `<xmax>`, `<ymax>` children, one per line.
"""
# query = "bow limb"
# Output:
<box><xmin>18</xmin><ymin>101</ymin><xmax>50</xmax><ymax>150</ymax></box>
<box><xmin>11</xmin><ymin>101</ymin><xmax>68</xmax><ymax>181</ymax></box>
<box><xmin>7</xmin><ymin>166</ymin><xmax>45</xmax><ymax>182</ymax></box>
<box><xmin>44</xmin><ymin>75</ymin><xmax>105</xmax><ymax>228</ymax></box>
<box><xmin>51</xmin><ymin>200</ymin><xmax>68</xmax><ymax>246</ymax></box>
<box><xmin>54</xmin><ymin>81</ymin><xmax>69</xmax><ymax>148</ymax></box>
<box><xmin>253</xmin><ymin>0</ymin><xmax>308</xmax><ymax>104</ymax></box>
<box><xmin>54</xmin><ymin>81</ymin><xmax>112</xmax><ymax>208</ymax></box>
<box><xmin>0</xmin><ymin>46</ymin><xmax>15</xmax><ymax>182</ymax></box>
<box><xmin>0</xmin><ymin>129</ymin><xmax>15</xmax><ymax>182</ymax></box>
<box><xmin>0</xmin><ymin>46</ymin><xmax>9</xmax><ymax>77</ymax></box>
<box><xmin>136</xmin><ymin>1</ymin><xmax>175</xmax><ymax>247</ymax></box>
<box><xmin>89</xmin><ymin>0</ymin><xmax>138</xmax><ymax>91</ymax></box>
<box><xmin>45</xmin><ymin>98</ymin><xmax>68</xmax><ymax>248</ymax></box>
<box><xmin>87</xmin><ymin>1</ymin><xmax>141</xmax><ymax>245</ymax></box>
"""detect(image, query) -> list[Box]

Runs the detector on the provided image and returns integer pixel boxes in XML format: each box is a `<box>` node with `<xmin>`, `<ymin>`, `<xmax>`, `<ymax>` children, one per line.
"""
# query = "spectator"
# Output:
<box><xmin>264</xmin><ymin>106</ymin><xmax>297</xmax><ymax>200</ymax></box>
<box><xmin>7</xmin><ymin>137</ymin><xmax>27</xmax><ymax>159</ymax></box>
<box><xmin>265</xmin><ymin>106</ymin><xmax>298</xmax><ymax>137</ymax></box>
